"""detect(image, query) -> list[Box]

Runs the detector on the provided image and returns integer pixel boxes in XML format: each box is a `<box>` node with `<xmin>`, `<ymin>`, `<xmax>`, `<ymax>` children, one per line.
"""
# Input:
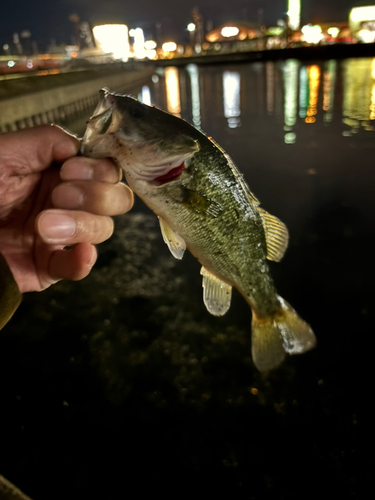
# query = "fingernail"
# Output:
<box><xmin>61</xmin><ymin>162</ymin><xmax>93</xmax><ymax>180</ymax></box>
<box><xmin>76</xmin><ymin>164</ymin><xmax>93</xmax><ymax>180</ymax></box>
<box><xmin>39</xmin><ymin>213</ymin><xmax>76</xmax><ymax>242</ymax></box>
<box><xmin>53</xmin><ymin>184</ymin><xmax>85</xmax><ymax>209</ymax></box>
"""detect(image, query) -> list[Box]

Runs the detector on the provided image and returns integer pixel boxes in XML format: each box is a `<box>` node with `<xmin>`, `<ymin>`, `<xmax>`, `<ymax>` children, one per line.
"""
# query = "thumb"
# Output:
<box><xmin>0</xmin><ymin>125</ymin><xmax>80</xmax><ymax>174</ymax></box>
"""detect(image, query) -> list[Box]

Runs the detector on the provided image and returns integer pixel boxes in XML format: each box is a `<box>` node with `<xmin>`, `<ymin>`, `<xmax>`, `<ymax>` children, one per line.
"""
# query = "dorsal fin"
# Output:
<box><xmin>200</xmin><ymin>266</ymin><xmax>232</xmax><ymax>316</ymax></box>
<box><xmin>158</xmin><ymin>216</ymin><xmax>186</xmax><ymax>260</ymax></box>
<box><xmin>257</xmin><ymin>207</ymin><xmax>289</xmax><ymax>262</ymax></box>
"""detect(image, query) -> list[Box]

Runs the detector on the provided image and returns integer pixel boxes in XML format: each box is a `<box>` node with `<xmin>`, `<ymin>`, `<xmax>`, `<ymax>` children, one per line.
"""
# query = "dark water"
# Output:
<box><xmin>1</xmin><ymin>58</ymin><xmax>374</xmax><ymax>498</ymax></box>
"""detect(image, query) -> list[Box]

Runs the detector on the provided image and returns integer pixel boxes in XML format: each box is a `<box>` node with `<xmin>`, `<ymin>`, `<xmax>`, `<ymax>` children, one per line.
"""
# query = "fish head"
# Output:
<box><xmin>82</xmin><ymin>89</ymin><xmax>200</xmax><ymax>185</ymax></box>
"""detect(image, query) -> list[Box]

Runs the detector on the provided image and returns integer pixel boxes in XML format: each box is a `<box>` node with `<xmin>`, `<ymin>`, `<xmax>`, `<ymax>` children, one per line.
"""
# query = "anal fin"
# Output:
<box><xmin>200</xmin><ymin>266</ymin><xmax>232</xmax><ymax>316</ymax></box>
<box><xmin>158</xmin><ymin>216</ymin><xmax>186</xmax><ymax>260</ymax></box>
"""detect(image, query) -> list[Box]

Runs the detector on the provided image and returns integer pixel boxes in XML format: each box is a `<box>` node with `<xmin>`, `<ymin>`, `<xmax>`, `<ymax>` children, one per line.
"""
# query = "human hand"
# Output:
<box><xmin>0</xmin><ymin>125</ymin><xmax>133</xmax><ymax>293</ymax></box>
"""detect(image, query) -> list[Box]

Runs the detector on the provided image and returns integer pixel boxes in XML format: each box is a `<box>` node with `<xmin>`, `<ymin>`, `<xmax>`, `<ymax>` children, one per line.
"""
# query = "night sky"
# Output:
<box><xmin>0</xmin><ymin>0</ymin><xmax>368</xmax><ymax>47</ymax></box>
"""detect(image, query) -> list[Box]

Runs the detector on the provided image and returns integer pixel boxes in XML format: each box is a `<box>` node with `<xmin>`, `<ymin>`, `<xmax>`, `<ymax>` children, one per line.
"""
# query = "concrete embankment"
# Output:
<box><xmin>0</xmin><ymin>64</ymin><xmax>154</xmax><ymax>132</ymax></box>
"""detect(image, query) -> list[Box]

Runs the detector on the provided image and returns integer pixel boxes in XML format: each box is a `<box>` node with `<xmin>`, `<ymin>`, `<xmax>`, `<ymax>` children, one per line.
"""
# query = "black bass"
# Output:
<box><xmin>81</xmin><ymin>88</ymin><xmax>316</xmax><ymax>371</ymax></box>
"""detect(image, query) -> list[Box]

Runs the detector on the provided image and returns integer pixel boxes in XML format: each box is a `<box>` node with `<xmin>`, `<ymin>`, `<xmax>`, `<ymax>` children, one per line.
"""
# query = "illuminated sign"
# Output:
<box><xmin>287</xmin><ymin>0</ymin><xmax>301</xmax><ymax>31</ymax></box>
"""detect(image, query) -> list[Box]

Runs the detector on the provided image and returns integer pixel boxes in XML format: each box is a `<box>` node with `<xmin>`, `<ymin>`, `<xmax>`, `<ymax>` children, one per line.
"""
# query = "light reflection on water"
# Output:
<box><xmin>222</xmin><ymin>70</ymin><xmax>241</xmax><ymax>128</ymax></box>
<box><xmin>164</xmin><ymin>66</ymin><xmax>181</xmax><ymax>117</ymax></box>
<box><xmin>148</xmin><ymin>57</ymin><xmax>375</xmax><ymax>143</ymax></box>
<box><xmin>138</xmin><ymin>56</ymin><xmax>375</xmax><ymax>252</ymax></box>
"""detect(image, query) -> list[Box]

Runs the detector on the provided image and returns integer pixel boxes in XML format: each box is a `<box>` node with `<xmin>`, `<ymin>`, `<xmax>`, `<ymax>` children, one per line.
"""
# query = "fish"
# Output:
<box><xmin>81</xmin><ymin>88</ymin><xmax>316</xmax><ymax>372</ymax></box>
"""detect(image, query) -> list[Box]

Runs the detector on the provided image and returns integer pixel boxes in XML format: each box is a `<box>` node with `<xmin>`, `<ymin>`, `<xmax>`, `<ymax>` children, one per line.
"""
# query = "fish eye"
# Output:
<box><xmin>129</xmin><ymin>104</ymin><xmax>147</xmax><ymax>119</ymax></box>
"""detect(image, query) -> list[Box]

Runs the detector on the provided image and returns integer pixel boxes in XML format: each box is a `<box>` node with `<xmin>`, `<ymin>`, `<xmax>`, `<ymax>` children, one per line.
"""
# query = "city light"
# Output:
<box><xmin>187</xmin><ymin>23</ymin><xmax>196</xmax><ymax>32</ymax></box>
<box><xmin>141</xmin><ymin>86</ymin><xmax>151</xmax><ymax>105</ymax></box>
<box><xmin>301</xmin><ymin>25</ymin><xmax>323</xmax><ymax>44</ymax></box>
<box><xmin>327</xmin><ymin>27</ymin><xmax>340</xmax><ymax>38</ymax></box>
<box><xmin>145</xmin><ymin>49</ymin><xmax>157</xmax><ymax>60</ymax></box>
<box><xmin>350</xmin><ymin>6</ymin><xmax>375</xmax><ymax>23</ymax></box>
<box><xmin>133</xmin><ymin>28</ymin><xmax>146</xmax><ymax>59</ymax></box>
<box><xmin>144</xmin><ymin>40</ymin><xmax>157</xmax><ymax>50</ymax></box>
<box><xmin>287</xmin><ymin>0</ymin><xmax>301</xmax><ymax>31</ymax></box>
<box><xmin>7</xmin><ymin>60</ymin><xmax>15</xmax><ymax>67</ymax></box>
<box><xmin>221</xmin><ymin>27</ymin><xmax>240</xmax><ymax>38</ymax></box>
<box><xmin>92</xmin><ymin>24</ymin><xmax>129</xmax><ymax>61</ymax></box>
<box><xmin>162</xmin><ymin>42</ymin><xmax>177</xmax><ymax>52</ymax></box>
<box><xmin>358</xmin><ymin>29</ymin><xmax>375</xmax><ymax>43</ymax></box>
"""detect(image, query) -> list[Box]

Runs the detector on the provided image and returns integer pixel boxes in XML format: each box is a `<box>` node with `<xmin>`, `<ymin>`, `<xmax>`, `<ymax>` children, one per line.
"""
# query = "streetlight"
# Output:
<box><xmin>187</xmin><ymin>23</ymin><xmax>196</xmax><ymax>45</ymax></box>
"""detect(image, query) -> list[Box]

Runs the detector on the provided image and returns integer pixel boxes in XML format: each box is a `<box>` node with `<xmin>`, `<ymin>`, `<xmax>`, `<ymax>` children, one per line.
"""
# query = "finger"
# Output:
<box><xmin>49</xmin><ymin>243</ymin><xmax>97</xmax><ymax>282</ymax></box>
<box><xmin>36</xmin><ymin>209</ymin><xmax>114</xmax><ymax>245</ymax></box>
<box><xmin>60</xmin><ymin>157</ymin><xmax>122</xmax><ymax>183</ymax></box>
<box><xmin>52</xmin><ymin>180</ymin><xmax>134</xmax><ymax>216</ymax></box>
<box><xmin>0</xmin><ymin>125</ymin><xmax>80</xmax><ymax>175</ymax></box>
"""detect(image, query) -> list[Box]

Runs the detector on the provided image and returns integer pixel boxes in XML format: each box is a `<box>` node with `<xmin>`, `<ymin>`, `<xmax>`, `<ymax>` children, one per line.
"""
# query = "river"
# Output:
<box><xmin>0</xmin><ymin>57</ymin><xmax>373</xmax><ymax>499</ymax></box>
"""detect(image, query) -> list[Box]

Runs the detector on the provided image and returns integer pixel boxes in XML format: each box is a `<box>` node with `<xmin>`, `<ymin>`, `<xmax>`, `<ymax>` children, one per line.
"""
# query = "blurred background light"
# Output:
<box><xmin>221</xmin><ymin>27</ymin><xmax>240</xmax><ymax>38</ymax></box>
<box><xmin>144</xmin><ymin>40</ymin><xmax>157</xmax><ymax>50</ymax></box>
<box><xmin>140</xmin><ymin>85</ymin><xmax>151</xmax><ymax>105</ymax></box>
<box><xmin>287</xmin><ymin>0</ymin><xmax>301</xmax><ymax>31</ymax></box>
<box><xmin>327</xmin><ymin>27</ymin><xmax>340</xmax><ymax>38</ymax></box>
<box><xmin>133</xmin><ymin>28</ymin><xmax>146</xmax><ymax>59</ymax></box>
<box><xmin>162</xmin><ymin>42</ymin><xmax>177</xmax><ymax>52</ymax></box>
<box><xmin>93</xmin><ymin>24</ymin><xmax>129</xmax><ymax>61</ymax></box>
<box><xmin>302</xmin><ymin>24</ymin><xmax>323</xmax><ymax>44</ymax></box>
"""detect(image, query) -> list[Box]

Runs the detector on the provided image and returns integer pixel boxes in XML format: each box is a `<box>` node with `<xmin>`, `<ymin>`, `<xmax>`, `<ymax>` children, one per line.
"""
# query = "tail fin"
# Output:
<box><xmin>251</xmin><ymin>297</ymin><xmax>316</xmax><ymax>372</ymax></box>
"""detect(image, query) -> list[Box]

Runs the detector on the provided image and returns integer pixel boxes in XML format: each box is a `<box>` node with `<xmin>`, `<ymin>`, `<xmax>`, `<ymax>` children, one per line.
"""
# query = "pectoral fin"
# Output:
<box><xmin>158</xmin><ymin>217</ymin><xmax>186</xmax><ymax>260</ymax></box>
<box><xmin>0</xmin><ymin>253</ymin><xmax>22</xmax><ymax>330</ymax></box>
<box><xmin>200</xmin><ymin>266</ymin><xmax>232</xmax><ymax>316</ymax></box>
<box><xmin>257</xmin><ymin>207</ymin><xmax>289</xmax><ymax>262</ymax></box>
